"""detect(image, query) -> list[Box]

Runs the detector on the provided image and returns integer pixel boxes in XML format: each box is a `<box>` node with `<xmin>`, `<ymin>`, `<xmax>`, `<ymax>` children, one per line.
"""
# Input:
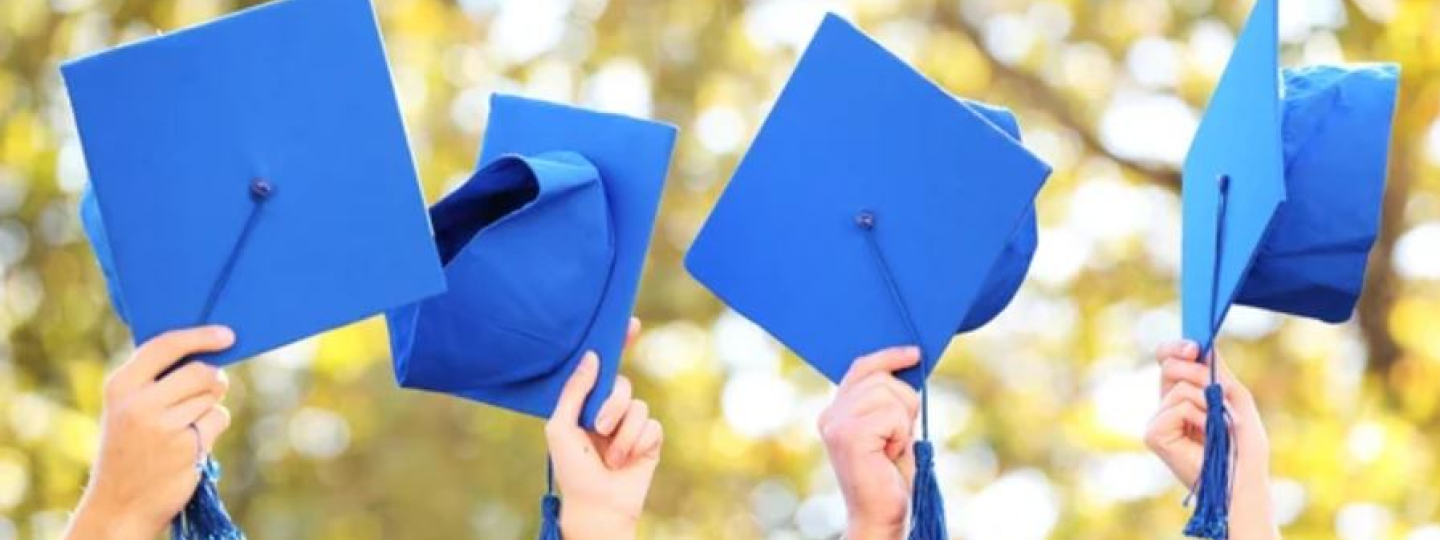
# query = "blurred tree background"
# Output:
<box><xmin>1</xmin><ymin>0</ymin><xmax>1439</xmax><ymax>538</ymax></box>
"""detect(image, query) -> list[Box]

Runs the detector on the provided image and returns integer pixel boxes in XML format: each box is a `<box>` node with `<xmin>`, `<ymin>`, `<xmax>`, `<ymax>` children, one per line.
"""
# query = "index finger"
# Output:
<box><xmin>110</xmin><ymin>326</ymin><xmax>235</xmax><ymax>394</ymax></box>
<box><xmin>1155</xmin><ymin>341</ymin><xmax>1199</xmax><ymax>365</ymax></box>
<box><xmin>840</xmin><ymin>346</ymin><xmax>920</xmax><ymax>390</ymax></box>
<box><xmin>550</xmin><ymin>352</ymin><xmax>599</xmax><ymax>427</ymax></box>
<box><xmin>1161</xmin><ymin>353</ymin><xmax>1247</xmax><ymax>405</ymax></box>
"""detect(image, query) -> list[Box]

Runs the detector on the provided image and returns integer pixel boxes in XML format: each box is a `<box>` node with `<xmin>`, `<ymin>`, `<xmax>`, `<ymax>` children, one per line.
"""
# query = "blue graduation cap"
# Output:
<box><xmin>685</xmin><ymin>14</ymin><xmax>1050</xmax><ymax>539</ymax></box>
<box><xmin>65</xmin><ymin>0</ymin><xmax>445</xmax><ymax>537</ymax></box>
<box><xmin>1179</xmin><ymin>0</ymin><xmax>1399</xmax><ymax>537</ymax></box>
<box><xmin>385</xmin><ymin>93</ymin><xmax>675</xmax><ymax>537</ymax></box>
<box><xmin>387</xmin><ymin>94</ymin><xmax>675</xmax><ymax>425</ymax></box>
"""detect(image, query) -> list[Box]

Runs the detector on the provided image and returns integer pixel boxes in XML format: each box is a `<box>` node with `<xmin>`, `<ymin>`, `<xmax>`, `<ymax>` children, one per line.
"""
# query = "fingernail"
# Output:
<box><xmin>904</xmin><ymin>346</ymin><xmax>920</xmax><ymax>356</ymax></box>
<box><xmin>582</xmin><ymin>352</ymin><xmax>598</xmax><ymax>370</ymax></box>
<box><xmin>212</xmin><ymin>326</ymin><xmax>235</xmax><ymax>343</ymax></box>
<box><xmin>1182</xmin><ymin>342</ymin><xmax>1198</xmax><ymax>355</ymax></box>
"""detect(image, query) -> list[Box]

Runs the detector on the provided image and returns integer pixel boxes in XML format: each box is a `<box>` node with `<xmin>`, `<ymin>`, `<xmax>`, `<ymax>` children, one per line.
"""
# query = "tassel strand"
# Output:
<box><xmin>1185</xmin><ymin>175</ymin><xmax>1234</xmax><ymax>539</ymax></box>
<box><xmin>907</xmin><ymin>440</ymin><xmax>947</xmax><ymax>540</ymax></box>
<box><xmin>1183</xmin><ymin>381</ymin><xmax>1232</xmax><ymax>540</ymax></box>
<box><xmin>170</xmin><ymin>457</ymin><xmax>244</xmax><ymax>540</ymax></box>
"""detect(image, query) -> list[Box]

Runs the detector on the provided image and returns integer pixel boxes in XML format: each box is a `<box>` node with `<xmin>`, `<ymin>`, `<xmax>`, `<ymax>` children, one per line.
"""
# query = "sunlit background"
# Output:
<box><xmin>2</xmin><ymin>0</ymin><xmax>1439</xmax><ymax>538</ymax></box>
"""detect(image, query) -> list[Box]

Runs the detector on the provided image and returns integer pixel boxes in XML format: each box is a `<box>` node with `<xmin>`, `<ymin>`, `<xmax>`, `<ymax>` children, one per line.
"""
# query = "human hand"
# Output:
<box><xmin>547</xmin><ymin>318</ymin><xmax>663</xmax><ymax>540</ymax></box>
<box><xmin>64</xmin><ymin>326</ymin><xmax>235</xmax><ymax>540</ymax></box>
<box><xmin>1145</xmin><ymin>341</ymin><xmax>1278</xmax><ymax>540</ymax></box>
<box><xmin>818</xmin><ymin>347</ymin><xmax>921</xmax><ymax>540</ymax></box>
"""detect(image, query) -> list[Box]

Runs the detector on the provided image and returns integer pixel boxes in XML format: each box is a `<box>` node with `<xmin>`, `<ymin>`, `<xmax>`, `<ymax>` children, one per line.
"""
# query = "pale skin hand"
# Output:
<box><xmin>548</xmin><ymin>318</ymin><xmax>663</xmax><ymax>540</ymax></box>
<box><xmin>64</xmin><ymin>326</ymin><xmax>236</xmax><ymax>540</ymax></box>
<box><xmin>819</xmin><ymin>347</ymin><xmax>922</xmax><ymax>540</ymax></box>
<box><xmin>1145</xmin><ymin>341</ymin><xmax>1280</xmax><ymax>540</ymax></box>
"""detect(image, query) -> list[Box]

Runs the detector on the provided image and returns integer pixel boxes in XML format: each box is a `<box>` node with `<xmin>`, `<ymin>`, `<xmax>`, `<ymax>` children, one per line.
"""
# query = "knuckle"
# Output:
<box><xmin>102</xmin><ymin>375</ymin><xmax>124</xmax><ymax>402</ymax></box>
<box><xmin>1231</xmin><ymin>382</ymin><xmax>1253</xmax><ymax>399</ymax></box>
<box><xmin>187</xmin><ymin>362</ymin><xmax>217</xmax><ymax>379</ymax></box>
<box><xmin>112</xmin><ymin>404</ymin><xmax>138</xmax><ymax>427</ymax></box>
<box><xmin>899</xmin><ymin>389</ymin><xmax>921</xmax><ymax>408</ymax></box>
<box><xmin>543</xmin><ymin>419</ymin><xmax>564</xmax><ymax>438</ymax></box>
<box><xmin>126</xmin><ymin>408</ymin><xmax>159</xmax><ymax>432</ymax></box>
<box><xmin>824</xmin><ymin>418</ymin><xmax>853</xmax><ymax>442</ymax></box>
<box><xmin>215</xmin><ymin>371</ymin><xmax>232</xmax><ymax>393</ymax></box>
<box><xmin>149</xmin><ymin>330</ymin><xmax>189</xmax><ymax>351</ymax></box>
<box><xmin>169</xmin><ymin>362</ymin><xmax>200</xmax><ymax>382</ymax></box>
<box><xmin>819</xmin><ymin>422</ymin><xmax>838</xmax><ymax>444</ymax></box>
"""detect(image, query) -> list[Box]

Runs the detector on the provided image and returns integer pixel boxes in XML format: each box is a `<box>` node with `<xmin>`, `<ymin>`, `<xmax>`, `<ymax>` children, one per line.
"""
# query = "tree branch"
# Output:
<box><xmin>930</xmin><ymin>4</ymin><xmax>1183</xmax><ymax>190</ymax></box>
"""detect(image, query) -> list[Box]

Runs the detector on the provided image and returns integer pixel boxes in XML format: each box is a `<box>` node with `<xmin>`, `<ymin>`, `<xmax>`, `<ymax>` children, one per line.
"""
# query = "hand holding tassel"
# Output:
<box><xmin>820</xmin><ymin>347</ymin><xmax>923</xmax><ymax>540</ymax></box>
<box><xmin>1146</xmin><ymin>341</ymin><xmax>1280</xmax><ymax>540</ymax></box>
<box><xmin>543</xmin><ymin>318</ymin><xmax>663</xmax><ymax>540</ymax></box>
<box><xmin>62</xmin><ymin>327</ymin><xmax>237</xmax><ymax>540</ymax></box>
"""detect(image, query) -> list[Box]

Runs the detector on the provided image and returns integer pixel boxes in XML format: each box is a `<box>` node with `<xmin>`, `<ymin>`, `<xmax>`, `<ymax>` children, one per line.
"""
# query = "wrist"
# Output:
<box><xmin>845</xmin><ymin>518</ymin><xmax>905</xmax><ymax>540</ymax></box>
<box><xmin>66</xmin><ymin>493</ymin><xmax>161</xmax><ymax>540</ymax></box>
<box><xmin>1229</xmin><ymin>476</ymin><xmax>1280</xmax><ymax>540</ymax></box>
<box><xmin>559</xmin><ymin>505</ymin><xmax>639</xmax><ymax>540</ymax></box>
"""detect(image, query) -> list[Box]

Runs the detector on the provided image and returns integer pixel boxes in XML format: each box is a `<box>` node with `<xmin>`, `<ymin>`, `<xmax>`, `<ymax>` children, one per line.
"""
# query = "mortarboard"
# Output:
<box><xmin>384</xmin><ymin>94</ymin><xmax>676</xmax><ymax>537</ymax></box>
<box><xmin>387</xmin><ymin>94</ymin><xmax>676</xmax><ymax>426</ymax></box>
<box><xmin>65</xmin><ymin>0</ymin><xmax>446</xmax><ymax>537</ymax></box>
<box><xmin>1178</xmin><ymin>0</ymin><xmax>1399</xmax><ymax>537</ymax></box>
<box><xmin>685</xmin><ymin>14</ymin><xmax>1051</xmax><ymax>539</ymax></box>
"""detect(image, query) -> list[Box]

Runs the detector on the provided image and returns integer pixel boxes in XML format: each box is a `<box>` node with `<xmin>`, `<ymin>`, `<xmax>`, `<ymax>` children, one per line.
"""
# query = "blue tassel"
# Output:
<box><xmin>1183</xmin><ymin>383</ymin><xmax>1232</xmax><ymax>540</ymax></box>
<box><xmin>907</xmin><ymin>440</ymin><xmax>947</xmax><ymax>540</ymax></box>
<box><xmin>537</xmin><ymin>493</ymin><xmax>563</xmax><ymax>540</ymax></box>
<box><xmin>170</xmin><ymin>457</ymin><xmax>244</xmax><ymax>540</ymax></box>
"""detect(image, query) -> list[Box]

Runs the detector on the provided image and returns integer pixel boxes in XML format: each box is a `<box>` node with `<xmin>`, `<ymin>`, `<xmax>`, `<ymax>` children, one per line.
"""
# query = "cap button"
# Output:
<box><xmin>855</xmin><ymin>210</ymin><xmax>876</xmax><ymax>230</ymax></box>
<box><xmin>250</xmin><ymin>178</ymin><xmax>275</xmax><ymax>201</ymax></box>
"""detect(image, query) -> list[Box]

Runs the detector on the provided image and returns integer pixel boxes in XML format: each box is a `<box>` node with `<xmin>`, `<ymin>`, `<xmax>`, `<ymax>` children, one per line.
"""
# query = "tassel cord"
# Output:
<box><xmin>855</xmin><ymin>210</ymin><xmax>946</xmax><ymax>540</ymax></box>
<box><xmin>1184</xmin><ymin>175</ymin><xmax>1235</xmax><ymax>540</ymax></box>
<box><xmin>170</xmin><ymin>179</ymin><xmax>272</xmax><ymax>540</ymax></box>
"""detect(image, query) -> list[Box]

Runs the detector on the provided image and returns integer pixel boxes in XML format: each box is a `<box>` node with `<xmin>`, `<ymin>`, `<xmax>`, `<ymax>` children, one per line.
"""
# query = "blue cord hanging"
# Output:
<box><xmin>538</xmin><ymin>457</ymin><xmax>563</xmax><ymax>540</ymax></box>
<box><xmin>1184</xmin><ymin>175</ymin><xmax>1235</xmax><ymax>540</ymax></box>
<box><xmin>170</xmin><ymin>178</ymin><xmax>272</xmax><ymax>540</ymax></box>
<box><xmin>856</xmin><ymin>210</ymin><xmax>948</xmax><ymax>540</ymax></box>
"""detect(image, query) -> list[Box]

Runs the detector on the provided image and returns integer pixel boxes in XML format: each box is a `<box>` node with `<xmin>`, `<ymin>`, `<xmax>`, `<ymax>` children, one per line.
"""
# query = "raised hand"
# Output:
<box><xmin>1146</xmin><ymin>341</ymin><xmax>1279</xmax><ymax>540</ymax></box>
<box><xmin>819</xmin><ymin>347</ymin><xmax>922</xmax><ymax>540</ymax></box>
<box><xmin>546</xmin><ymin>318</ymin><xmax>663</xmax><ymax>540</ymax></box>
<box><xmin>65</xmin><ymin>326</ymin><xmax>235</xmax><ymax>540</ymax></box>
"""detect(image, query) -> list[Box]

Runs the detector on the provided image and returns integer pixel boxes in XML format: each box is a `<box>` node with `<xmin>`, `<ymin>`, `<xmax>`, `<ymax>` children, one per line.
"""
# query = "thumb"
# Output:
<box><xmin>550</xmin><ymin>352</ymin><xmax>599</xmax><ymax>428</ymax></box>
